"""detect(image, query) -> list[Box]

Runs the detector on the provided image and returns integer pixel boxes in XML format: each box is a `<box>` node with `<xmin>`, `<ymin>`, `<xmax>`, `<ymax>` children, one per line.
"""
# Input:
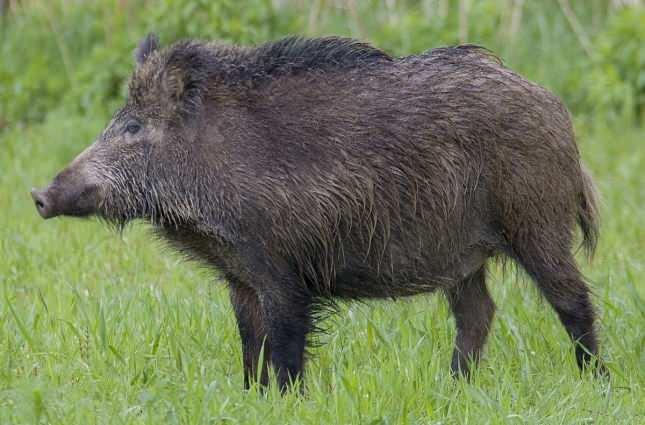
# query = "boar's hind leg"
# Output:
<box><xmin>229</xmin><ymin>282</ymin><xmax>271</xmax><ymax>389</ymax></box>
<box><xmin>513</xmin><ymin>246</ymin><xmax>607</xmax><ymax>377</ymax></box>
<box><xmin>446</xmin><ymin>266</ymin><xmax>495</xmax><ymax>377</ymax></box>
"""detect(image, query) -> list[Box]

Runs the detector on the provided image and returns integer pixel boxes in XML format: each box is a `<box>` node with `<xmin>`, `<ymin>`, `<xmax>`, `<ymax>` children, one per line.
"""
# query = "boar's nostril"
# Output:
<box><xmin>31</xmin><ymin>188</ymin><xmax>54</xmax><ymax>219</ymax></box>
<box><xmin>34</xmin><ymin>196</ymin><xmax>45</xmax><ymax>209</ymax></box>
<box><xmin>31</xmin><ymin>189</ymin><xmax>44</xmax><ymax>208</ymax></box>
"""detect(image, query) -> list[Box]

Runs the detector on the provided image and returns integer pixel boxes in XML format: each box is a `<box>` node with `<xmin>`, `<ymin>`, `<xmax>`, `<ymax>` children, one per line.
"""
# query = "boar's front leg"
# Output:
<box><xmin>235</xmin><ymin>243</ymin><xmax>312</xmax><ymax>392</ymax></box>
<box><xmin>229</xmin><ymin>281</ymin><xmax>271</xmax><ymax>389</ymax></box>
<box><xmin>260</xmin><ymin>286</ymin><xmax>312</xmax><ymax>392</ymax></box>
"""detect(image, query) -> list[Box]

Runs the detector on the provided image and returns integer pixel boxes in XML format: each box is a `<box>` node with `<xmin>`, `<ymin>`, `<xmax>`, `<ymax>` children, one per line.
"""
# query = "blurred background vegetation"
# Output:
<box><xmin>1</xmin><ymin>3</ymin><xmax>643</xmax><ymax>423</ymax></box>
<box><xmin>0</xmin><ymin>0</ymin><xmax>643</xmax><ymax>132</ymax></box>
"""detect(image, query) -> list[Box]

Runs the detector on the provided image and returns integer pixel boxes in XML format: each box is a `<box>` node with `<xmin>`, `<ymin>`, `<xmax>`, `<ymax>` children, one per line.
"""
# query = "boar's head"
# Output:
<box><xmin>31</xmin><ymin>34</ymin><xmax>213</xmax><ymax>228</ymax></box>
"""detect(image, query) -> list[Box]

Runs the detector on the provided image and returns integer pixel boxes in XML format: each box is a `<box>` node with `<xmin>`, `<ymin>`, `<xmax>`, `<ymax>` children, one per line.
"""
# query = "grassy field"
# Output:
<box><xmin>1</xmin><ymin>117</ymin><xmax>644</xmax><ymax>424</ymax></box>
<box><xmin>1</xmin><ymin>1</ymin><xmax>644</xmax><ymax>423</ymax></box>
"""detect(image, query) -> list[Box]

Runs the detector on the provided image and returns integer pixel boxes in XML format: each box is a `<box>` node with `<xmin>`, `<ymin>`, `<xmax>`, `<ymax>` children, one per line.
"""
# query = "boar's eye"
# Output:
<box><xmin>124</xmin><ymin>120</ymin><xmax>142</xmax><ymax>135</ymax></box>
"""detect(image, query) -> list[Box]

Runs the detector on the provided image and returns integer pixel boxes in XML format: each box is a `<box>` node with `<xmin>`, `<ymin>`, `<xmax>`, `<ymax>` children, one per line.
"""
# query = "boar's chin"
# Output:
<box><xmin>95</xmin><ymin>196</ymin><xmax>149</xmax><ymax>228</ymax></box>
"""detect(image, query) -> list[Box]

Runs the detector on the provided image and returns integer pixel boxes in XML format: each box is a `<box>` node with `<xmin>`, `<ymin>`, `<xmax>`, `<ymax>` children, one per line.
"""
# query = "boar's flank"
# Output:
<box><xmin>31</xmin><ymin>34</ymin><xmax>607</xmax><ymax>391</ymax></box>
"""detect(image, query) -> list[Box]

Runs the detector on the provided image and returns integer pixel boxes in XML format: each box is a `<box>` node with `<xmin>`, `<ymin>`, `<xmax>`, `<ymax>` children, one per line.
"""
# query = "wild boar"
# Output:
<box><xmin>31</xmin><ymin>34</ymin><xmax>606</xmax><ymax>391</ymax></box>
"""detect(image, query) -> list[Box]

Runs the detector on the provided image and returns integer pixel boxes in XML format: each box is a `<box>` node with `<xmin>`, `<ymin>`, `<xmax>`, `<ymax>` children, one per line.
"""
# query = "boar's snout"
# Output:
<box><xmin>31</xmin><ymin>161</ymin><xmax>101</xmax><ymax>220</ymax></box>
<box><xmin>31</xmin><ymin>188</ymin><xmax>57</xmax><ymax>219</ymax></box>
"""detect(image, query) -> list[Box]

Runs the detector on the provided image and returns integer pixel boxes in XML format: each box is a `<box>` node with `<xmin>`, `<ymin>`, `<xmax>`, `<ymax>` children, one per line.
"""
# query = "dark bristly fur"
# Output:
<box><xmin>32</xmin><ymin>34</ymin><xmax>606</xmax><ymax>392</ymax></box>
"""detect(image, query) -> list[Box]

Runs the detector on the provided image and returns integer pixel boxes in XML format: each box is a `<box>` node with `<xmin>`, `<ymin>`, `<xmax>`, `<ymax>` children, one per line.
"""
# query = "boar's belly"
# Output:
<box><xmin>329</xmin><ymin>244</ymin><xmax>490</xmax><ymax>299</ymax></box>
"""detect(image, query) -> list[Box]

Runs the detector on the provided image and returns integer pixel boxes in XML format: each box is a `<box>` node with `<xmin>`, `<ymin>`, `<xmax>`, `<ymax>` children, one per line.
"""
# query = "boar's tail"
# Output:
<box><xmin>578</xmin><ymin>164</ymin><xmax>600</xmax><ymax>258</ymax></box>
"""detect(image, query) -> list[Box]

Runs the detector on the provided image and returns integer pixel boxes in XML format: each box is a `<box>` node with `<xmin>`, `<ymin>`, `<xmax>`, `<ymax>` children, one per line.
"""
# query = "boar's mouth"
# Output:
<box><xmin>31</xmin><ymin>184</ymin><xmax>99</xmax><ymax>220</ymax></box>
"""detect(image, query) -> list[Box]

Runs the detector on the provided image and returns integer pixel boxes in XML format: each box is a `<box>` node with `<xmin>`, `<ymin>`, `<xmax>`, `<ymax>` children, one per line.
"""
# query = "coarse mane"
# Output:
<box><xmin>246</xmin><ymin>36</ymin><xmax>393</xmax><ymax>78</ymax></box>
<box><xmin>128</xmin><ymin>36</ymin><xmax>393</xmax><ymax>111</ymax></box>
<box><xmin>423</xmin><ymin>44</ymin><xmax>503</xmax><ymax>65</ymax></box>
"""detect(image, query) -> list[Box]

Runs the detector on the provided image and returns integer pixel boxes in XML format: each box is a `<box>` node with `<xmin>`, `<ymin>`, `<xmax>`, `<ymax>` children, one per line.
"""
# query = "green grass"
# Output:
<box><xmin>1</xmin><ymin>113</ymin><xmax>643</xmax><ymax>424</ymax></box>
<box><xmin>1</xmin><ymin>0</ymin><xmax>643</xmax><ymax>422</ymax></box>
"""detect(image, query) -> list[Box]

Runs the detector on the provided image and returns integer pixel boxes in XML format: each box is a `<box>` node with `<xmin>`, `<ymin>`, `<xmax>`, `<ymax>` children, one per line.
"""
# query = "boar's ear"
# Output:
<box><xmin>135</xmin><ymin>33</ymin><xmax>159</xmax><ymax>65</ymax></box>
<box><xmin>159</xmin><ymin>43</ymin><xmax>210</xmax><ymax>117</ymax></box>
